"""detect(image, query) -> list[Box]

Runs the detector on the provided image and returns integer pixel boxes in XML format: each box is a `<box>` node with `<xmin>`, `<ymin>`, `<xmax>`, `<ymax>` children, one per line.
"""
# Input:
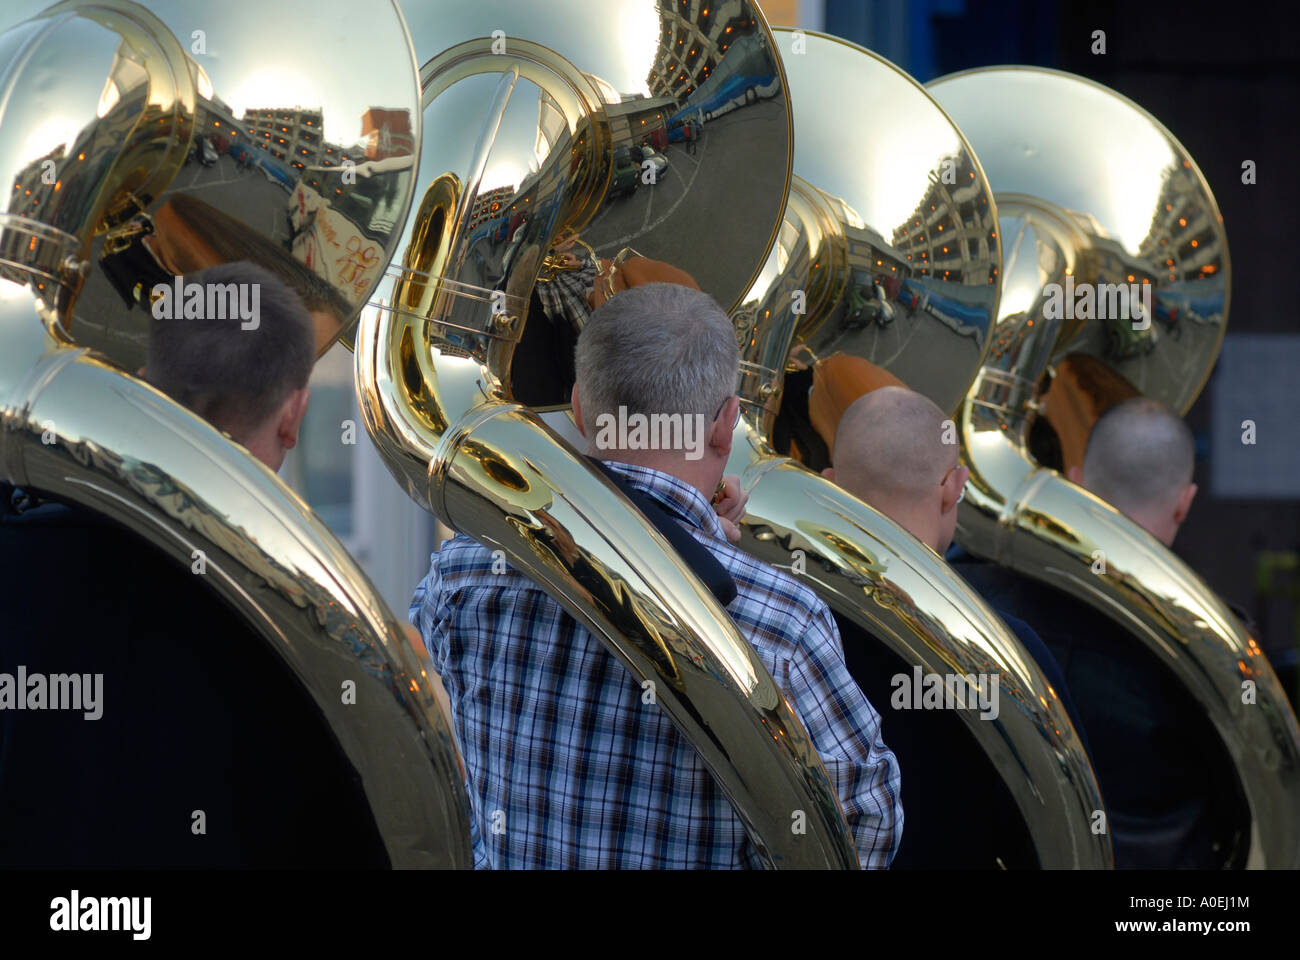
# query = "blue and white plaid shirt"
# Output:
<box><xmin>410</xmin><ymin>461</ymin><xmax>902</xmax><ymax>869</ymax></box>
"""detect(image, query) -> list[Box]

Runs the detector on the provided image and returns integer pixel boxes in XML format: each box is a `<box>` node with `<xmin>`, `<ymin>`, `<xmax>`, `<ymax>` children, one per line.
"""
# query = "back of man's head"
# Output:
<box><xmin>1074</xmin><ymin>396</ymin><xmax>1197</xmax><ymax>546</ymax></box>
<box><xmin>572</xmin><ymin>282</ymin><xmax>740</xmax><ymax>491</ymax></box>
<box><xmin>146</xmin><ymin>261</ymin><xmax>315</xmax><ymax>470</ymax></box>
<box><xmin>826</xmin><ymin>386</ymin><xmax>966</xmax><ymax>553</ymax></box>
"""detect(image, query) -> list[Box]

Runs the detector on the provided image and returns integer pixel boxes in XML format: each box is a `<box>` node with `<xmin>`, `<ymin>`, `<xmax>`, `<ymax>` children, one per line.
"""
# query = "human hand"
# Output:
<box><xmin>712</xmin><ymin>474</ymin><xmax>747</xmax><ymax>543</ymax></box>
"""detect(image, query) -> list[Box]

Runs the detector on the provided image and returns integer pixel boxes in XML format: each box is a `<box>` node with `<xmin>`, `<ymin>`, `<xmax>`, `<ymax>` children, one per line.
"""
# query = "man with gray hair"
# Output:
<box><xmin>1066</xmin><ymin>396</ymin><xmax>1198</xmax><ymax>546</ymax></box>
<box><xmin>411</xmin><ymin>281</ymin><xmax>902</xmax><ymax>869</ymax></box>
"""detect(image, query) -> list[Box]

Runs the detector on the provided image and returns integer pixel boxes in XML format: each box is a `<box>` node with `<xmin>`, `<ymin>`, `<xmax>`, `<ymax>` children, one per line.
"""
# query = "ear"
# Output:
<box><xmin>709</xmin><ymin>395</ymin><xmax>740</xmax><ymax>456</ymax></box>
<box><xmin>570</xmin><ymin>383</ymin><xmax>587</xmax><ymax>438</ymax></box>
<box><xmin>822</xmin><ymin>466</ymin><xmax>835</xmax><ymax>482</ymax></box>
<box><xmin>940</xmin><ymin>464</ymin><xmax>969</xmax><ymax>513</ymax></box>
<box><xmin>1066</xmin><ymin>464</ymin><xmax>1084</xmax><ymax>486</ymax></box>
<box><xmin>1173</xmin><ymin>482</ymin><xmax>1198</xmax><ymax>525</ymax></box>
<box><xmin>276</xmin><ymin>388</ymin><xmax>310</xmax><ymax>451</ymax></box>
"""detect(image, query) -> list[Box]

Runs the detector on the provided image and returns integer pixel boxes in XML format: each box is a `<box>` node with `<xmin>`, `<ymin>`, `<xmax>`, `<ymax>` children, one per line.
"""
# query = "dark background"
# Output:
<box><xmin>822</xmin><ymin>0</ymin><xmax>1300</xmax><ymax>678</ymax></box>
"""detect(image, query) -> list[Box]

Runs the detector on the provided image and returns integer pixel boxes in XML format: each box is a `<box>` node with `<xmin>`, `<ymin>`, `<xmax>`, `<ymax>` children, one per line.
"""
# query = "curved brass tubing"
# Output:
<box><xmin>0</xmin><ymin>290</ymin><xmax>473</xmax><ymax>867</ymax></box>
<box><xmin>729</xmin><ymin>409</ymin><xmax>1109</xmax><ymax>868</ymax></box>
<box><xmin>959</xmin><ymin>367</ymin><xmax>1300</xmax><ymax>868</ymax></box>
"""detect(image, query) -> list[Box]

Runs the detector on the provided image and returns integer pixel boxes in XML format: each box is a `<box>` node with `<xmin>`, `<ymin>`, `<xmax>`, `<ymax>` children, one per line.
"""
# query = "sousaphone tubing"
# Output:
<box><xmin>929</xmin><ymin>66</ymin><xmax>1300</xmax><ymax>867</ymax></box>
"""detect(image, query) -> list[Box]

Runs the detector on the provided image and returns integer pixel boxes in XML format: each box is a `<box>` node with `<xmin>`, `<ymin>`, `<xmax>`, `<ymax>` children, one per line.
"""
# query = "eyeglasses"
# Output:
<box><xmin>712</xmin><ymin>396</ymin><xmax>741</xmax><ymax>431</ymax></box>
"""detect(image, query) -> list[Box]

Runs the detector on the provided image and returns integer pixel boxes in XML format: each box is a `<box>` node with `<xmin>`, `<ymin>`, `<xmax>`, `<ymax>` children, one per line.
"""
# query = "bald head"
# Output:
<box><xmin>826</xmin><ymin>386</ymin><xmax>967</xmax><ymax>553</ymax></box>
<box><xmin>833</xmin><ymin>387</ymin><xmax>956</xmax><ymax>497</ymax></box>
<box><xmin>1075</xmin><ymin>397</ymin><xmax>1197</xmax><ymax>546</ymax></box>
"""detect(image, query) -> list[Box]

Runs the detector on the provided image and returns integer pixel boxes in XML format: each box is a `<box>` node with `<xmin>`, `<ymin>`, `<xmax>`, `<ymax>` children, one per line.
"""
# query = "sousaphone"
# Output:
<box><xmin>728</xmin><ymin>29</ymin><xmax>1109</xmax><ymax>868</ymax></box>
<box><xmin>0</xmin><ymin>0</ymin><xmax>470</xmax><ymax>866</ymax></box>
<box><xmin>356</xmin><ymin>0</ymin><xmax>859</xmax><ymax>866</ymax></box>
<box><xmin>928</xmin><ymin>66</ymin><xmax>1300</xmax><ymax>867</ymax></box>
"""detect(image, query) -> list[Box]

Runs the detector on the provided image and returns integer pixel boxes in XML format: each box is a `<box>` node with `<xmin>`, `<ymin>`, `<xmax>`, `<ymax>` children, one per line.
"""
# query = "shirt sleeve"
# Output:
<box><xmin>408</xmin><ymin>552</ymin><xmax>444</xmax><ymax>668</ymax></box>
<box><xmin>779</xmin><ymin>602</ymin><xmax>903</xmax><ymax>869</ymax></box>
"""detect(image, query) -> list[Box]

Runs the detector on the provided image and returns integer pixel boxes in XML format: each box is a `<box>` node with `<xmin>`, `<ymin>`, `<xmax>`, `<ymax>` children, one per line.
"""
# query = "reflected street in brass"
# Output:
<box><xmin>395</xmin><ymin>0</ymin><xmax>791</xmax><ymax>408</ymax></box>
<box><xmin>738</xmin><ymin>33</ymin><xmax>997</xmax><ymax>435</ymax></box>
<box><xmin>1</xmin><ymin>0</ymin><xmax>420</xmax><ymax>367</ymax></box>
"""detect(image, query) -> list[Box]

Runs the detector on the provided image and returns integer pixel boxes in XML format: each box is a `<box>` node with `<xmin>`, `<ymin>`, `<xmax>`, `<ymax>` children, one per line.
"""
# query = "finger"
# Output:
<box><xmin>719</xmin><ymin>499</ymin><xmax>747</xmax><ymax>525</ymax></box>
<box><xmin>711</xmin><ymin>474</ymin><xmax>739</xmax><ymax>507</ymax></box>
<box><xmin>716</xmin><ymin>476</ymin><xmax>748</xmax><ymax>523</ymax></box>
<box><xmin>719</xmin><ymin>516</ymin><xmax>741</xmax><ymax>543</ymax></box>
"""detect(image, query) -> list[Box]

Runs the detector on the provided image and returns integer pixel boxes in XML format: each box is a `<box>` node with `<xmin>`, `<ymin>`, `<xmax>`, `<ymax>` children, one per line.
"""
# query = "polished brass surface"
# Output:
<box><xmin>358</xmin><ymin>0</ymin><xmax>859</xmax><ymax>867</ymax></box>
<box><xmin>0</xmin><ymin>0</ymin><xmax>472</xmax><ymax>866</ymax></box>
<box><xmin>1</xmin><ymin>0</ymin><xmax>422</xmax><ymax>368</ymax></box>
<box><xmin>724</xmin><ymin>29</ymin><xmax>1110</xmax><ymax>868</ymax></box>
<box><xmin>739</xmin><ymin>32</ymin><xmax>998</xmax><ymax>433</ymax></box>
<box><xmin>397</xmin><ymin>0</ymin><xmax>792</xmax><ymax>406</ymax></box>
<box><xmin>929</xmin><ymin>66</ymin><xmax>1300</xmax><ymax>867</ymax></box>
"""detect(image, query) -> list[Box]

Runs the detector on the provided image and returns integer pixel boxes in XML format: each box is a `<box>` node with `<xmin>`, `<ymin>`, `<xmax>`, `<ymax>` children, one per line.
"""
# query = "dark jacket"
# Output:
<box><xmin>946</xmin><ymin>545</ymin><xmax>1247</xmax><ymax>869</ymax></box>
<box><xmin>837</xmin><ymin>604</ymin><xmax>1076</xmax><ymax>869</ymax></box>
<box><xmin>0</xmin><ymin>485</ymin><xmax>388</xmax><ymax>868</ymax></box>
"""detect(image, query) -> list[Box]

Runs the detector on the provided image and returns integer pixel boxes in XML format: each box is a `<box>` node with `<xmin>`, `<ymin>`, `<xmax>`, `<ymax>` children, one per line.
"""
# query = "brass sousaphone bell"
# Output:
<box><xmin>928</xmin><ymin>67</ymin><xmax>1300</xmax><ymax>867</ymax></box>
<box><xmin>727</xmin><ymin>29</ymin><xmax>1109</xmax><ymax>868</ymax></box>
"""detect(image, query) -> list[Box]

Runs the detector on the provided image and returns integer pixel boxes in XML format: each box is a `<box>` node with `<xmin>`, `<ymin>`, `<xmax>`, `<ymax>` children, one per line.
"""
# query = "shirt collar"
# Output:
<box><xmin>599</xmin><ymin>460</ymin><xmax>727</xmax><ymax>541</ymax></box>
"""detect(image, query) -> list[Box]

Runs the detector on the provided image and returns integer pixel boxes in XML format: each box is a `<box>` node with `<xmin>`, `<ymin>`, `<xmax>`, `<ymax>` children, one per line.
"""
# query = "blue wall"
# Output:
<box><xmin>823</xmin><ymin>0</ymin><xmax>1059</xmax><ymax>81</ymax></box>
